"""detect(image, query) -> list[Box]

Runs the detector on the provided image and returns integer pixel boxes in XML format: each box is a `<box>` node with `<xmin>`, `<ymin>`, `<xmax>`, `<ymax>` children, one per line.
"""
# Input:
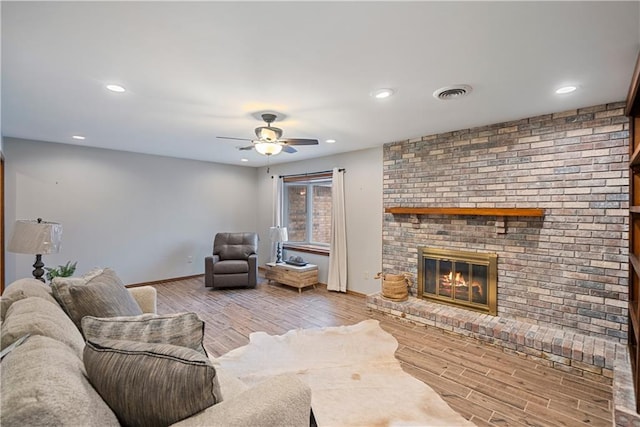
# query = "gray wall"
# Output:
<box><xmin>4</xmin><ymin>138</ymin><xmax>259</xmax><ymax>284</ymax></box>
<box><xmin>255</xmin><ymin>147</ymin><xmax>383</xmax><ymax>295</ymax></box>
<box><xmin>4</xmin><ymin>139</ymin><xmax>384</xmax><ymax>295</ymax></box>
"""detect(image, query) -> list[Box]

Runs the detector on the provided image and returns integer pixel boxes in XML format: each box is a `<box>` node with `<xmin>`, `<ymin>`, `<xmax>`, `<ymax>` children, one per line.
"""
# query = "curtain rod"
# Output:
<box><xmin>272</xmin><ymin>168</ymin><xmax>345</xmax><ymax>179</ymax></box>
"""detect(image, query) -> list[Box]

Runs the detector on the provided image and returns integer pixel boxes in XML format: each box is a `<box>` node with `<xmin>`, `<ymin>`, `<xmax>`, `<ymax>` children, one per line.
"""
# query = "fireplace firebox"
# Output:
<box><xmin>418</xmin><ymin>247</ymin><xmax>497</xmax><ymax>315</ymax></box>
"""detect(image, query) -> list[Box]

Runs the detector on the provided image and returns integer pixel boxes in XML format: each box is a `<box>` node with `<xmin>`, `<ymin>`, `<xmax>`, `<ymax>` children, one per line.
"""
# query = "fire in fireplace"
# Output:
<box><xmin>418</xmin><ymin>247</ymin><xmax>497</xmax><ymax>315</ymax></box>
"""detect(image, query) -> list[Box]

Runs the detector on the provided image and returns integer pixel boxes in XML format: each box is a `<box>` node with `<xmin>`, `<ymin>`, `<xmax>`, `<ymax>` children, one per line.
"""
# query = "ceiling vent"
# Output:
<box><xmin>433</xmin><ymin>85</ymin><xmax>473</xmax><ymax>100</ymax></box>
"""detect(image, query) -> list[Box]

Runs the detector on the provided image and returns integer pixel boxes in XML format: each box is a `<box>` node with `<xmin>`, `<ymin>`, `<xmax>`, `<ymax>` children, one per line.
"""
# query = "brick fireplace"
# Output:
<box><xmin>379</xmin><ymin>101</ymin><xmax>629</xmax><ymax>344</ymax></box>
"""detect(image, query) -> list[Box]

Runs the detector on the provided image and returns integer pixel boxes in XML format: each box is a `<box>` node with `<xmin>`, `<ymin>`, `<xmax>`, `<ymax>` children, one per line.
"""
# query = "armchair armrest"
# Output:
<box><xmin>171</xmin><ymin>374</ymin><xmax>312</xmax><ymax>427</ymax></box>
<box><xmin>127</xmin><ymin>286</ymin><xmax>157</xmax><ymax>314</ymax></box>
<box><xmin>204</xmin><ymin>255</ymin><xmax>220</xmax><ymax>288</ymax></box>
<box><xmin>248</xmin><ymin>254</ymin><xmax>258</xmax><ymax>288</ymax></box>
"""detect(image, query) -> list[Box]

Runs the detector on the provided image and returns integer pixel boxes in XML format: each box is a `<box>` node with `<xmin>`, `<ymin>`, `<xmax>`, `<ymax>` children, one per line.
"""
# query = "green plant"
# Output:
<box><xmin>45</xmin><ymin>261</ymin><xmax>77</xmax><ymax>282</ymax></box>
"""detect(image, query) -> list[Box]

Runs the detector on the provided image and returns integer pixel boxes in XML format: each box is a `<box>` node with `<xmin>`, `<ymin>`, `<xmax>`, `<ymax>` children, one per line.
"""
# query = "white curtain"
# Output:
<box><xmin>271</xmin><ymin>176</ymin><xmax>284</xmax><ymax>262</ymax></box>
<box><xmin>327</xmin><ymin>168</ymin><xmax>347</xmax><ymax>292</ymax></box>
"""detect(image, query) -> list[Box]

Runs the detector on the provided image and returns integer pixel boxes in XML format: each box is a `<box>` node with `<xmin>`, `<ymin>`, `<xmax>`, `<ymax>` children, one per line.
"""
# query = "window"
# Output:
<box><xmin>283</xmin><ymin>174</ymin><xmax>332</xmax><ymax>247</ymax></box>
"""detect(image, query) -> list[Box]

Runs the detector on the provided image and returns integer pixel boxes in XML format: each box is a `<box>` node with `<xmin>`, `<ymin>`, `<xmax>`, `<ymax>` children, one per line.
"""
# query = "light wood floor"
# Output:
<box><xmin>153</xmin><ymin>276</ymin><xmax>613</xmax><ymax>427</ymax></box>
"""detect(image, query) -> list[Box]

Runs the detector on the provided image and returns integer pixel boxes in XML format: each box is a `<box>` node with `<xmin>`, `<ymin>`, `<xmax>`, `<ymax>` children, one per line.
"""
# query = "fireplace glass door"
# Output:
<box><xmin>419</xmin><ymin>247</ymin><xmax>497</xmax><ymax>315</ymax></box>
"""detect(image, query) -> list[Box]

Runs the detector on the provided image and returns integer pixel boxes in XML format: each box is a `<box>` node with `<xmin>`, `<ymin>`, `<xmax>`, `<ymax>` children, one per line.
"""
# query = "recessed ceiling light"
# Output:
<box><xmin>370</xmin><ymin>88</ymin><xmax>394</xmax><ymax>99</ymax></box>
<box><xmin>326</xmin><ymin>139</ymin><xmax>336</xmax><ymax>144</ymax></box>
<box><xmin>555</xmin><ymin>85</ymin><xmax>577</xmax><ymax>94</ymax></box>
<box><xmin>240</xmin><ymin>158</ymin><xmax>249</xmax><ymax>162</ymax></box>
<box><xmin>106</xmin><ymin>84</ymin><xmax>126</xmax><ymax>93</ymax></box>
<box><xmin>72</xmin><ymin>135</ymin><xmax>85</xmax><ymax>140</ymax></box>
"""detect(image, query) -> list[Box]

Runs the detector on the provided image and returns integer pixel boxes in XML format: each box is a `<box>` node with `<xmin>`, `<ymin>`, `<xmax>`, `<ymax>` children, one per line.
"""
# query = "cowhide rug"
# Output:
<box><xmin>213</xmin><ymin>319</ymin><xmax>474</xmax><ymax>427</ymax></box>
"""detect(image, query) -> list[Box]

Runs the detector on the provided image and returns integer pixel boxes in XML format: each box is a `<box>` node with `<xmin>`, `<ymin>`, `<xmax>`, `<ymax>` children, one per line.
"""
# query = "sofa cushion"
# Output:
<box><xmin>82</xmin><ymin>312</ymin><xmax>207</xmax><ymax>355</ymax></box>
<box><xmin>171</xmin><ymin>374</ymin><xmax>311</xmax><ymax>427</ymax></box>
<box><xmin>1</xmin><ymin>297</ymin><xmax>86</xmax><ymax>358</ymax></box>
<box><xmin>84</xmin><ymin>339</ymin><xmax>222</xmax><ymax>427</ymax></box>
<box><xmin>1</xmin><ymin>335</ymin><xmax>120</xmax><ymax>427</ymax></box>
<box><xmin>1</xmin><ymin>278</ymin><xmax>59</xmax><ymax>321</ymax></box>
<box><xmin>51</xmin><ymin>268</ymin><xmax>142</xmax><ymax>331</ymax></box>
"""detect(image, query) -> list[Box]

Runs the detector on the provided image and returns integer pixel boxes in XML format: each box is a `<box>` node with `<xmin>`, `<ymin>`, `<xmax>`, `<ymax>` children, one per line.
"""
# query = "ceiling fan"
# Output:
<box><xmin>217</xmin><ymin>113</ymin><xmax>319</xmax><ymax>156</ymax></box>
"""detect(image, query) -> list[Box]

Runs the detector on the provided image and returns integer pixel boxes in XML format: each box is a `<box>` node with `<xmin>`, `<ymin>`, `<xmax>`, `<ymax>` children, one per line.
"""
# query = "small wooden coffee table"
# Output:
<box><xmin>264</xmin><ymin>262</ymin><xmax>318</xmax><ymax>293</ymax></box>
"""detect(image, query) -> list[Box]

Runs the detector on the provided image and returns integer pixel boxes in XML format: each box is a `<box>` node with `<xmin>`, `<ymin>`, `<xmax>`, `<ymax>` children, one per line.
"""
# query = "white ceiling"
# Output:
<box><xmin>2</xmin><ymin>1</ymin><xmax>639</xmax><ymax>167</ymax></box>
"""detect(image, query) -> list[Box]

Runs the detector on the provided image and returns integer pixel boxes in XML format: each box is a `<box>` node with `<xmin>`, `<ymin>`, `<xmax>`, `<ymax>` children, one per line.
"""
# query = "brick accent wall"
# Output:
<box><xmin>312</xmin><ymin>185</ymin><xmax>331</xmax><ymax>244</ymax></box>
<box><xmin>286</xmin><ymin>185</ymin><xmax>308</xmax><ymax>242</ymax></box>
<box><xmin>286</xmin><ymin>184</ymin><xmax>332</xmax><ymax>244</ymax></box>
<box><xmin>383</xmin><ymin>102</ymin><xmax>629</xmax><ymax>342</ymax></box>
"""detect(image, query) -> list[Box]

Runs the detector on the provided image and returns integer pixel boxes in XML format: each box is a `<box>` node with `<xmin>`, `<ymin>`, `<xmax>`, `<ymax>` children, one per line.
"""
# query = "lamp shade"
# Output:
<box><xmin>8</xmin><ymin>219</ymin><xmax>62</xmax><ymax>255</ymax></box>
<box><xmin>269</xmin><ymin>226</ymin><xmax>288</xmax><ymax>243</ymax></box>
<box><xmin>255</xmin><ymin>142</ymin><xmax>283</xmax><ymax>156</ymax></box>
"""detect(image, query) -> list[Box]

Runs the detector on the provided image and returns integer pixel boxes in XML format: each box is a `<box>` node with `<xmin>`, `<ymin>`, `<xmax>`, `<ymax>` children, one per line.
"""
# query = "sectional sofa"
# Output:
<box><xmin>0</xmin><ymin>271</ymin><xmax>311</xmax><ymax>426</ymax></box>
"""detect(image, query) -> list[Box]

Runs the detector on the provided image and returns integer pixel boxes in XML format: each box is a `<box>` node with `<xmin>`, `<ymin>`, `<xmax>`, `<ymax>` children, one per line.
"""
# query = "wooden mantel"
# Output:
<box><xmin>384</xmin><ymin>207</ymin><xmax>545</xmax><ymax>217</ymax></box>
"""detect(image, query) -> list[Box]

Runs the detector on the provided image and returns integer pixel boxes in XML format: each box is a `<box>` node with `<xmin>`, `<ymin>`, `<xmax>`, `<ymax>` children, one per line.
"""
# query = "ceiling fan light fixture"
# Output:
<box><xmin>255</xmin><ymin>126</ymin><xmax>283</xmax><ymax>142</ymax></box>
<box><xmin>254</xmin><ymin>142</ymin><xmax>283</xmax><ymax>156</ymax></box>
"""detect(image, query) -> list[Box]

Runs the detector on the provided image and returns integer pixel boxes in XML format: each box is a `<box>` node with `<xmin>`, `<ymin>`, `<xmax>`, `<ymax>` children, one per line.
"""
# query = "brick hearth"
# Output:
<box><xmin>366</xmin><ymin>293</ymin><xmax>638</xmax><ymax>426</ymax></box>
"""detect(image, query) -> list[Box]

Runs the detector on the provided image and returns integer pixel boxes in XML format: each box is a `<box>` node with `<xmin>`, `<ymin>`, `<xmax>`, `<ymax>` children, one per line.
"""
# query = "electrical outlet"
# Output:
<box><xmin>364</xmin><ymin>271</ymin><xmax>369</xmax><ymax>280</ymax></box>
<box><xmin>187</xmin><ymin>256</ymin><xmax>193</xmax><ymax>264</ymax></box>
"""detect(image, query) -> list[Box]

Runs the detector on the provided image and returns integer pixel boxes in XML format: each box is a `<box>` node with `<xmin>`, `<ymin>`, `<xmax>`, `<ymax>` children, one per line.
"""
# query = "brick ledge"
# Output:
<box><xmin>367</xmin><ymin>293</ymin><xmax>620</xmax><ymax>382</ymax></box>
<box><xmin>367</xmin><ymin>293</ymin><xmax>640</xmax><ymax>426</ymax></box>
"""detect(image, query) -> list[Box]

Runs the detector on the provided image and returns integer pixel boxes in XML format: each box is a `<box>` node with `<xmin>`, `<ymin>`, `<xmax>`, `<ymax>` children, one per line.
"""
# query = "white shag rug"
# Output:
<box><xmin>213</xmin><ymin>319</ymin><xmax>474</xmax><ymax>427</ymax></box>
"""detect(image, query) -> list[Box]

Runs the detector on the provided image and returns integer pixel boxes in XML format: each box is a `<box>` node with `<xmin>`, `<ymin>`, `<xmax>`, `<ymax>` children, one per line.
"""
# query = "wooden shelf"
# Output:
<box><xmin>631</xmin><ymin>145</ymin><xmax>640</xmax><ymax>169</ymax></box>
<box><xmin>384</xmin><ymin>207</ymin><xmax>545</xmax><ymax>217</ymax></box>
<box><xmin>631</xmin><ymin>301</ymin><xmax>640</xmax><ymax>341</ymax></box>
<box><xmin>627</xmin><ymin>50</ymin><xmax>640</xmax><ymax>413</ymax></box>
<box><xmin>631</xmin><ymin>253</ymin><xmax>640</xmax><ymax>277</ymax></box>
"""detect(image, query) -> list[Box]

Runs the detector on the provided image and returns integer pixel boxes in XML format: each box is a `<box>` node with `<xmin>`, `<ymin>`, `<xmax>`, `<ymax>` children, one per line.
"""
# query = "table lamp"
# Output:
<box><xmin>269</xmin><ymin>226</ymin><xmax>288</xmax><ymax>264</ymax></box>
<box><xmin>8</xmin><ymin>218</ymin><xmax>63</xmax><ymax>282</ymax></box>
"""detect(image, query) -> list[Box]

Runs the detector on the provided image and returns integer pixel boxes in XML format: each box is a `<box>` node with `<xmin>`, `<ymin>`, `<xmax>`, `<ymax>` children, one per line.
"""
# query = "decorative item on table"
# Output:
<box><xmin>269</xmin><ymin>226</ymin><xmax>288</xmax><ymax>263</ymax></box>
<box><xmin>285</xmin><ymin>255</ymin><xmax>307</xmax><ymax>267</ymax></box>
<box><xmin>7</xmin><ymin>218</ymin><xmax>63</xmax><ymax>282</ymax></box>
<box><xmin>45</xmin><ymin>261</ymin><xmax>78</xmax><ymax>283</ymax></box>
<box><xmin>374</xmin><ymin>271</ymin><xmax>412</xmax><ymax>302</ymax></box>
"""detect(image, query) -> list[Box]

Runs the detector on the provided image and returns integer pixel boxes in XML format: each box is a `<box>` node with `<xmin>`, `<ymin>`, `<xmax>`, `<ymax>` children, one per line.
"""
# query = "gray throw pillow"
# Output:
<box><xmin>51</xmin><ymin>268</ymin><xmax>142</xmax><ymax>331</ymax></box>
<box><xmin>81</xmin><ymin>312</ymin><xmax>208</xmax><ymax>356</ymax></box>
<box><xmin>84</xmin><ymin>339</ymin><xmax>222</xmax><ymax>427</ymax></box>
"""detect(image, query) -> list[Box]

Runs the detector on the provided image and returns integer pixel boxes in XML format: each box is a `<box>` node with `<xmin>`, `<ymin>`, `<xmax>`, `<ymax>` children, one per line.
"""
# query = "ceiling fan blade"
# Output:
<box><xmin>282</xmin><ymin>145</ymin><xmax>297</xmax><ymax>154</ymax></box>
<box><xmin>238</xmin><ymin>145</ymin><xmax>255</xmax><ymax>151</ymax></box>
<box><xmin>217</xmin><ymin>136</ymin><xmax>252</xmax><ymax>142</ymax></box>
<box><xmin>280</xmin><ymin>138</ymin><xmax>319</xmax><ymax>146</ymax></box>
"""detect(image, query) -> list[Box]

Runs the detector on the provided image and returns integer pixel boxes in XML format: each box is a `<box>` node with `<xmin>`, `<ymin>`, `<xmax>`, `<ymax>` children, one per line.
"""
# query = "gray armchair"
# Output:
<box><xmin>205</xmin><ymin>232</ymin><xmax>259</xmax><ymax>289</ymax></box>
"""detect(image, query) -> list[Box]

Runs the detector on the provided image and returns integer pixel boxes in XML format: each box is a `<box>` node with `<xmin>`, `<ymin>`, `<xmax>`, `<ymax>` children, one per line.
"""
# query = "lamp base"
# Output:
<box><xmin>32</xmin><ymin>254</ymin><xmax>45</xmax><ymax>283</ymax></box>
<box><xmin>276</xmin><ymin>243</ymin><xmax>283</xmax><ymax>264</ymax></box>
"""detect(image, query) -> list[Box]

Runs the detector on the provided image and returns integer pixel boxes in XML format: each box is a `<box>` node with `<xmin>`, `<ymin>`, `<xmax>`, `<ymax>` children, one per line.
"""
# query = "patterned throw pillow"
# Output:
<box><xmin>84</xmin><ymin>339</ymin><xmax>222</xmax><ymax>427</ymax></box>
<box><xmin>81</xmin><ymin>312</ymin><xmax>208</xmax><ymax>356</ymax></box>
<box><xmin>51</xmin><ymin>268</ymin><xmax>142</xmax><ymax>331</ymax></box>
